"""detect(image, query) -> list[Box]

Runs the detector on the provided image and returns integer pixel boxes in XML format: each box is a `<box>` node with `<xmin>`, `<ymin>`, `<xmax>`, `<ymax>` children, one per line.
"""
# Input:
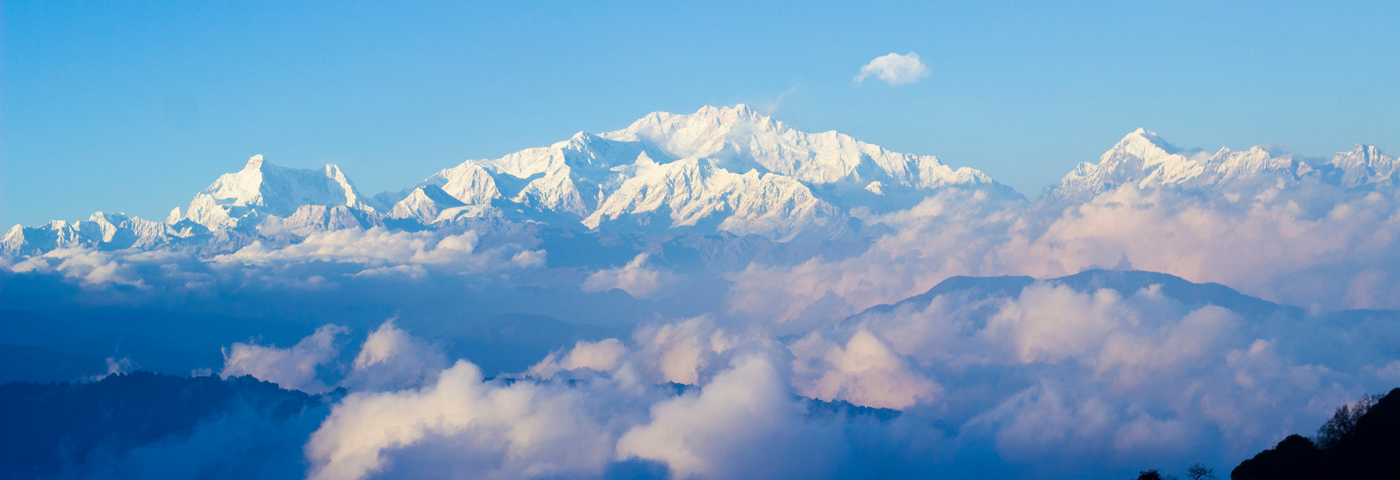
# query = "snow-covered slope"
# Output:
<box><xmin>388</xmin><ymin>185</ymin><xmax>468</xmax><ymax>224</ymax></box>
<box><xmin>8</xmin><ymin>116</ymin><xmax>1397</xmax><ymax>258</ymax></box>
<box><xmin>1330</xmin><ymin>144</ymin><xmax>1400</xmax><ymax>188</ymax></box>
<box><xmin>2</xmin><ymin>156</ymin><xmax>382</xmax><ymax>256</ymax></box>
<box><xmin>1</xmin><ymin>212</ymin><xmax>200</xmax><ymax>256</ymax></box>
<box><xmin>4</xmin><ymin>105</ymin><xmax>1012</xmax><ymax>255</ymax></box>
<box><xmin>580</xmin><ymin>154</ymin><xmax>844</xmax><ymax>241</ymax></box>
<box><xmin>175</xmin><ymin>155</ymin><xmax>375</xmax><ymax>230</ymax></box>
<box><xmin>1046</xmin><ymin>129</ymin><xmax>1397</xmax><ymax>202</ymax></box>
<box><xmin>411</xmin><ymin>105</ymin><xmax>1009</xmax><ymax>240</ymax></box>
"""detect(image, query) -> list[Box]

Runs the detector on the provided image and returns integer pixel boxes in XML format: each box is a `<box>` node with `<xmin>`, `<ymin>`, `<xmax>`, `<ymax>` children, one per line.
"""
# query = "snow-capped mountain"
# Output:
<box><xmin>2</xmin><ymin>105</ymin><xmax>1012</xmax><ymax>255</ymax></box>
<box><xmin>1</xmin><ymin>212</ymin><xmax>202</xmax><ymax>256</ymax></box>
<box><xmin>379</xmin><ymin>104</ymin><xmax>1010</xmax><ymax>240</ymax></box>
<box><xmin>1046</xmin><ymin>128</ymin><xmax>1398</xmax><ymax>202</ymax></box>
<box><xmin>3</xmin><ymin>155</ymin><xmax>382</xmax><ymax>256</ymax></box>
<box><xmin>1329</xmin><ymin>144</ymin><xmax>1400</xmax><ymax>188</ymax></box>
<box><xmin>381</xmin><ymin>105</ymin><xmax>1009</xmax><ymax>240</ymax></box>
<box><xmin>172</xmin><ymin>154</ymin><xmax>376</xmax><ymax>231</ymax></box>
<box><xmin>14</xmin><ymin>109</ymin><xmax>1393</xmax><ymax>258</ymax></box>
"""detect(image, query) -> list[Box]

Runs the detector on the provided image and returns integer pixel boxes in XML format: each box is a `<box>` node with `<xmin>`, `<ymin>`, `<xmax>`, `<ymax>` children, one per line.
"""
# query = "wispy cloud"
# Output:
<box><xmin>757</xmin><ymin>85</ymin><xmax>800</xmax><ymax>115</ymax></box>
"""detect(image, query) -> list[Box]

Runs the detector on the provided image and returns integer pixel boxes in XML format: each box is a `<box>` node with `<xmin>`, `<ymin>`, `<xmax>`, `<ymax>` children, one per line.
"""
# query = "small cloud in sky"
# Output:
<box><xmin>854</xmin><ymin>52</ymin><xmax>930</xmax><ymax>86</ymax></box>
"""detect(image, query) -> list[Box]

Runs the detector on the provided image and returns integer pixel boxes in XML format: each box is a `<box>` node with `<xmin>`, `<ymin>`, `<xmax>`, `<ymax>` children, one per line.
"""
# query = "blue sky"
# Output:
<box><xmin>3</xmin><ymin>0</ymin><xmax>1398</xmax><ymax>227</ymax></box>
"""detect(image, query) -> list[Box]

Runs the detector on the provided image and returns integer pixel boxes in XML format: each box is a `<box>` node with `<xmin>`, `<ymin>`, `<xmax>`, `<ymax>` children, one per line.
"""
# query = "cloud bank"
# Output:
<box><xmin>169</xmin><ymin>271</ymin><xmax>1396</xmax><ymax>480</ymax></box>
<box><xmin>728</xmin><ymin>182</ymin><xmax>1400</xmax><ymax>329</ymax></box>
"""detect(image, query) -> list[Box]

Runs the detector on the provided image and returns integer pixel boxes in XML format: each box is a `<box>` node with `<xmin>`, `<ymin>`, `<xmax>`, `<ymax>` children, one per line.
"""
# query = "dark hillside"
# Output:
<box><xmin>0</xmin><ymin>371</ymin><xmax>331</xmax><ymax>479</ymax></box>
<box><xmin>1232</xmin><ymin>388</ymin><xmax>1400</xmax><ymax>479</ymax></box>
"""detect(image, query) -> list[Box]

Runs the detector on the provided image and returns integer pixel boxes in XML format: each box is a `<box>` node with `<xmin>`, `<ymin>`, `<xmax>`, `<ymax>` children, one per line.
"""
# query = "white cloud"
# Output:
<box><xmin>790</xmin><ymin>330</ymin><xmax>940</xmax><ymax>409</ymax></box>
<box><xmin>220</xmin><ymin>324</ymin><xmax>348</xmax><ymax>393</ymax></box>
<box><xmin>217</xmin><ymin>228</ymin><xmax>480</xmax><ymax>266</ymax></box>
<box><xmin>161</xmin><ymin>275</ymin><xmax>1400</xmax><ymax>479</ymax></box>
<box><xmin>581</xmin><ymin>253</ymin><xmax>672</xmax><ymax>298</ymax></box>
<box><xmin>306</xmin><ymin>360</ymin><xmax>614</xmax><ymax>480</ymax></box>
<box><xmin>526</xmin><ymin>338</ymin><xmax>628</xmax><ymax>379</ymax></box>
<box><xmin>511</xmin><ymin>249</ymin><xmax>547</xmax><ymax>268</ymax></box>
<box><xmin>832</xmin><ymin>276</ymin><xmax>1374</xmax><ymax>468</ymax></box>
<box><xmin>1373</xmin><ymin>359</ymin><xmax>1400</xmax><ymax>382</ymax></box>
<box><xmin>854</xmin><ymin>52</ymin><xmax>930</xmax><ymax>85</ymax></box>
<box><xmin>982</xmin><ymin>284</ymin><xmax>1132</xmax><ymax>364</ymax></box>
<box><xmin>9</xmin><ymin>247</ymin><xmax>147</xmax><ymax>287</ymax></box>
<box><xmin>615</xmin><ymin>355</ymin><xmax>842</xmax><ymax>480</ymax></box>
<box><xmin>629</xmin><ymin>317</ymin><xmax>765</xmax><ymax>386</ymax></box>
<box><xmin>344</xmin><ymin>320</ymin><xmax>449</xmax><ymax>391</ymax></box>
<box><xmin>727</xmin><ymin>183</ymin><xmax>1400</xmax><ymax>329</ymax></box>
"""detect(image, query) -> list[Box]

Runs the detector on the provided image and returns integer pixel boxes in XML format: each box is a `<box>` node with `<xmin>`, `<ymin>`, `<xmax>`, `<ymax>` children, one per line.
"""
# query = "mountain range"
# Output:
<box><xmin>3</xmin><ymin>106</ymin><xmax>1396</xmax><ymax>257</ymax></box>
<box><xmin>1047</xmin><ymin>128</ymin><xmax>1399</xmax><ymax>202</ymax></box>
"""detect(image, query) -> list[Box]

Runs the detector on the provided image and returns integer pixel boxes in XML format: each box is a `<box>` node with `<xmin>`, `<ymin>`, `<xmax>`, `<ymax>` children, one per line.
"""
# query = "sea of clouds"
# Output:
<box><xmin>150</xmin><ymin>290</ymin><xmax>1397</xmax><ymax>479</ymax></box>
<box><xmin>5</xmin><ymin>176</ymin><xmax>1400</xmax><ymax>479</ymax></box>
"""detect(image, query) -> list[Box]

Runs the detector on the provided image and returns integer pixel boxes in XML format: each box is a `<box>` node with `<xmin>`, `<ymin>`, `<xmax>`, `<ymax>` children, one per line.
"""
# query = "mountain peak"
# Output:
<box><xmin>1115</xmin><ymin>128</ymin><xmax>1178</xmax><ymax>155</ymax></box>
<box><xmin>1329</xmin><ymin>144</ymin><xmax>1398</xmax><ymax>188</ymax></box>
<box><xmin>692</xmin><ymin>103</ymin><xmax>760</xmax><ymax>119</ymax></box>
<box><xmin>626</xmin><ymin>104</ymin><xmax>775</xmax><ymax>134</ymax></box>
<box><xmin>175</xmin><ymin>155</ymin><xmax>371</xmax><ymax>229</ymax></box>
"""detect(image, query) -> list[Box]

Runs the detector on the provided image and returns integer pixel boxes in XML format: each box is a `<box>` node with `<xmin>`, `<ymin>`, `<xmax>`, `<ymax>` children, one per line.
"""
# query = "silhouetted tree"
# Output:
<box><xmin>1314</xmin><ymin>393</ymin><xmax>1380</xmax><ymax>449</ymax></box>
<box><xmin>1232</xmin><ymin>388</ymin><xmax>1400</xmax><ymax>479</ymax></box>
<box><xmin>1186</xmin><ymin>462</ymin><xmax>1217</xmax><ymax>480</ymax></box>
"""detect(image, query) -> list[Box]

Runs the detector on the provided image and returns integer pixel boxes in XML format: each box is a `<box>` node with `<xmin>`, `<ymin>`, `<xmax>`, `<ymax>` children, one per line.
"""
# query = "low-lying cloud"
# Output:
<box><xmin>729</xmin><ymin>182</ymin><xmax>1400</xmax><ymax>328</ymax></box>
<box><xmin>183</xmin><ymin>269</ymin><xmax>1400</xmax><ymax>479</ymax></box>
<box><xmin>581</xmin><ymin>253</ymin><xmax>674</xmax><ymax>299</ymax></box>
<box><xmin>221</xmin><ymin>324</ymin><xmax>348</xmax><ymax>393</ymax></box>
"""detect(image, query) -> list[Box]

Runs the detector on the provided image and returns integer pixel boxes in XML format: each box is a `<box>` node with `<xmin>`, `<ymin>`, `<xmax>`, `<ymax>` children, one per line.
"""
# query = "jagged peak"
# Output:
<box><xmin>87</xmin><ymin>211</ymin><xmax>114</xmax><ymax>223</ymax></box>
<box><xmin>612</xmin><ymin>104</ymin><xmax>778</xmax><ymax>136</ymax></box>
<box><xmin>1112</xmin><ymin>128</ymin><xmax>1179</xmax><ymax>156</ymax></box>
<box><xmin>1329</xmin><ymin>144</ymin><xmax>1397</xmax><ymax>173</ymax></box>
<box><xmin>244</xmin><ymin>154</ymin><xmax>265</xmax><ymax>171</ymax></box>
<box><xmin>697</xmin><ymin>103</ymin><xmax>761</xmax><ymax>120</ymax></box>
<box><xmin>1343</xmin><ymin>144</ymin><xmax>1390</xmax><ymax>159</ymax></box>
